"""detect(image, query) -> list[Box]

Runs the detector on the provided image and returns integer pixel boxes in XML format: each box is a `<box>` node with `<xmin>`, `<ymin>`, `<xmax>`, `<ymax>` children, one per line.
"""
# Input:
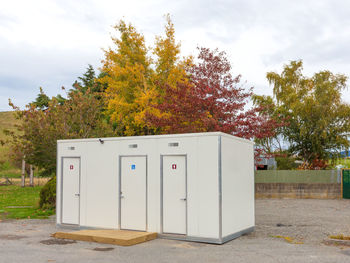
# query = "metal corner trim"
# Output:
<box><xmin>218</xmin><ymin>135</ymin><xmax>222</xmax><ymax>241</ymax></box>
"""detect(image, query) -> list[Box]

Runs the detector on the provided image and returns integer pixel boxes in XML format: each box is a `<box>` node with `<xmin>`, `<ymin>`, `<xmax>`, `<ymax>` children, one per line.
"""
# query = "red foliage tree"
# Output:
<box><xmin>147</xmin><ymin>47</ymin><xmax>278</xmax><ymax>141</ymax></box>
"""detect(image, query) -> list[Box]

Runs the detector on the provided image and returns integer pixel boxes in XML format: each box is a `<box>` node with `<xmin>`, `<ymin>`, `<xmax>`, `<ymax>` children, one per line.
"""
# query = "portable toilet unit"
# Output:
<box><xmin>56</xmin><ymin>132</ymin><xmax>255</xmax><ymax>244</ymax></box>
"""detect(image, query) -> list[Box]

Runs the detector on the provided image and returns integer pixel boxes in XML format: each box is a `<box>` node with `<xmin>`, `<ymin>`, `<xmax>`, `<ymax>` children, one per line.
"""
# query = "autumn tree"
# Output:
<box><xmin>8</xmin><ymin>77</ymin><xmax>113</xmax><ymax>176</ymax></box>
<box><xmin>153</xmin><ymin>14</ymin><xmax>190</xmax><ymax>90</ymax></box>
<box><xmin>102</xmin><ymin>20</ymin><xmax>156</xmax><ymax>136</ymax></box>
<box><xmin>147</xmin><ymin>47</ymin><xmax>277</xmax><ymax>141</ymax></box>
<box><xmin>102</xmin><ymin>16</ymin><xmax>190</xmax><ymax>136</ymax></box>
<box><xmin>255</xmin><ymin>60</ymin><xmax>350</xmax><ymax>168</ymax></box>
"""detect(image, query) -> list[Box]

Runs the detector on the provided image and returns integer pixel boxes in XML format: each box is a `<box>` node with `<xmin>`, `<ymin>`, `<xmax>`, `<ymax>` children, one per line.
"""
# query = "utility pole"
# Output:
<box><xmin>29</xmin><ymin>165</ymin><xmax>34</xmax><ymax>187</ymax></box>
<box><xmin>21</xmin><ymin>157</ymin><xmax>25</xmax><ymax>187</ymax></box>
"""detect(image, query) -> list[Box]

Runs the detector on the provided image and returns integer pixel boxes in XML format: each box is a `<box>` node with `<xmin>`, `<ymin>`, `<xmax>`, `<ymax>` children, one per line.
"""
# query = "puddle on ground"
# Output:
<box><xmin>0</xmin><ymin>234</ymin><xmax>27</xmax><ymax>240</ymax></box>
<box><xmin>40</xmin><ymin>239</ymin><xmax>77</xmax><ymax>245</ymax></box>
<box><xmin>92</xmin><ymin>247</ymin><xmax>115</xmax><ymax>251</ymax></box>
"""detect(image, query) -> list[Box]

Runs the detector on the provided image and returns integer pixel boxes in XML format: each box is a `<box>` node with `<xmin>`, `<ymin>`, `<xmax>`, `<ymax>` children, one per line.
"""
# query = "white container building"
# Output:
<box><xmin>56</xmin><ymin>132</ymin><xmax>255</xmax><ymax>244</ymax></box>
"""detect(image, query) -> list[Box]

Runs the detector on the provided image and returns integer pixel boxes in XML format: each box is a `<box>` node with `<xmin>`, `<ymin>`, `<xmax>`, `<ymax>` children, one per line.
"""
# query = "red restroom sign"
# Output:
<box><xmin>70</xmin><ymin>165</ymin><xmax>74</xmax><ymax>170</ymax></box>
<box><xmin>172</xmin><ymin>164</ymin><xmax>177</xmax><ymax>170</ymax></box>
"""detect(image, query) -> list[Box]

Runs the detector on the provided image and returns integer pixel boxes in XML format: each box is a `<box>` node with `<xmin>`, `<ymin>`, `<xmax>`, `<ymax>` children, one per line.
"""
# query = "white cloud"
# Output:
<box><xmin>0</xmin><ymin>0</ymin><xmax>350</xmax><ymax>111</ymax></box>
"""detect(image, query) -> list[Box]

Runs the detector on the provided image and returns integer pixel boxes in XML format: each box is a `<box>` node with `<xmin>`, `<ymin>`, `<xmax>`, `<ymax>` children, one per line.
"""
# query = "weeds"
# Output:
<box><xmin>272</xmin><ymin>235</ymin><xmax>304</xmax><ymax>244</ymax></box>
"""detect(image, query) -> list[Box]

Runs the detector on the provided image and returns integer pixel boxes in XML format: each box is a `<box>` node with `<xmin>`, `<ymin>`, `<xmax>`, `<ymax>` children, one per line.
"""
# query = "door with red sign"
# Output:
<box><xmin>162</xmin><ymin>155</ymin><xmax>187</xmax><ymax>235</ymax></box>
<box><xmin>62</xmin><ymin>157</ymin><xmax>80</xmax><ymax>225</ymax></box>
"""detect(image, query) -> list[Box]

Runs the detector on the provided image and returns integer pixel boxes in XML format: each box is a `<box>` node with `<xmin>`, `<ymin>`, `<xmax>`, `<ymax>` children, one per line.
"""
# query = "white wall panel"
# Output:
<box><xmin>221</xmin><ymin>136</ymin><xmax>255</xmax><ymax>237</ymax></box>
<box><xmin>195</xmin><ymin>136</ymin><xmax>219</xmax><ymax>238</ymax></box>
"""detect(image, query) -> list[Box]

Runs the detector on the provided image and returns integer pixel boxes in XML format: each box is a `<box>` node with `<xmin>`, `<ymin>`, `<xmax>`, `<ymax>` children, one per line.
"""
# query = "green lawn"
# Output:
<box><xmin>0</xmin><ymin>185</ymin><xmax>54</xmax><ymax>220</ymax></box>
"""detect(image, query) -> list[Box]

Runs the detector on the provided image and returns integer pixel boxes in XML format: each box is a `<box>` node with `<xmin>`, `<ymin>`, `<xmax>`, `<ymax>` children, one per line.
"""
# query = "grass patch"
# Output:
<box><xmin>0</xmin><ymin>111</ymin><xmax>21</xmax><ymax>163</ymax></box>
<box><xmin>272</xmin><ymin>235</ymin><xmax>304</xmax><ymax>244</ymax></box>
<box><xmin>0</xmin><ymin>185</ymin><xmax>54</xmax><ymax>220</ymax></box>
<box><xmin>0</xmin><ymin>111</ymin><xmax>22</xmax><ymax>179</ymax></box>
<box><xmin>0</xmin><ymin>168</ymin><xmax>21</xmax><ymax>178</ymax></box>
<box><xmin>329</xmin><ymin>234</ymin><xmax>350</xmax><ymax>240</ymax></box>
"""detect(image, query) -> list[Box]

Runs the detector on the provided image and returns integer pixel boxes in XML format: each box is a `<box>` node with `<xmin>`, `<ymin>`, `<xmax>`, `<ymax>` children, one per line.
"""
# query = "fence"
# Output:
<box><xmin>255</xmin><ymin>170</ymin><xmax>340</xmax><ymax>184</ymax></box>
<box><xmin>255</xmin><ymin>170</ymin><xmax>341</xmax><ymax>199</ymax></box>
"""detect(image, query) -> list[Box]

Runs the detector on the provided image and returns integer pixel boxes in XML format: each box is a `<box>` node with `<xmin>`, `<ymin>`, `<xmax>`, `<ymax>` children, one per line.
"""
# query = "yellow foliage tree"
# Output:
<box><xmin>102</xmin><ymin>20</ymin><xmax>156</xmax><ymax>135</ymax></box>
<box><xmin>153</xmin><ymin>14</ymin><xmax>190</xmax><ymax>89</ymax></box>
<box><xmin>102</xmin><ymin>16</ymin><xmax>191</xmax><ymax>136</ymax></box>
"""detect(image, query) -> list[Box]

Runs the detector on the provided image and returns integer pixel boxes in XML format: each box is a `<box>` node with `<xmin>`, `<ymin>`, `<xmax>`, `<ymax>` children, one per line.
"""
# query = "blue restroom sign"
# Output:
<box><xmin>131</xmin><ymin>164</ymin><xmax>136</xmax><ymax>170</ymax></box>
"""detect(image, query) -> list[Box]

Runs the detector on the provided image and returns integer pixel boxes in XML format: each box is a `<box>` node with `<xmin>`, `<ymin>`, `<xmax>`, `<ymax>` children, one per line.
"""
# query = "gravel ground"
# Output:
<box><xmin>1</xmin><ymin>199</ymin><xmax>350</xmax><ymax>263</ymax></box>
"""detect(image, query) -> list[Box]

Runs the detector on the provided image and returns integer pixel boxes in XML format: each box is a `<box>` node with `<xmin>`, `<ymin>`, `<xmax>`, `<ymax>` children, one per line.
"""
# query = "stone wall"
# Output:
<box><xmin>255</xmin><ymin>183</ymin><xmax>341</xmax><ymax>199</ymax></box>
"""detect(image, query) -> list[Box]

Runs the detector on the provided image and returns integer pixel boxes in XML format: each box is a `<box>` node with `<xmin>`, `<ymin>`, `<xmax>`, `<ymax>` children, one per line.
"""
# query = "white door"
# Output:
<box><xmin>120</xmin><ymin>156</ymin><xmax>147</xmax><ymax>231</ymax></box>
<box><xmin>62</xmin><ymin>157</ymin><xmax>80</xmax><ymax>225</ymax></box>
<box><xmin>162</xmin><ymin>155</ymin><xmax>187</xmax><ymax>235</ymax></box>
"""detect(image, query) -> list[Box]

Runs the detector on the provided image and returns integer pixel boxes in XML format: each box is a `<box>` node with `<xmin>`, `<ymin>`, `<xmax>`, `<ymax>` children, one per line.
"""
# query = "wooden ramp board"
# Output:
<box><xmin>52</xmin><ymin>230</ymin><xmax>157</xmax><ymax>246</ymax></box>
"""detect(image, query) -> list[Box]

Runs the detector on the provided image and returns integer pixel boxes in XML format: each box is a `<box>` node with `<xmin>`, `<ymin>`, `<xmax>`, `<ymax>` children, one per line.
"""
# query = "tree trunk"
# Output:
<box><xmin>21</xmin><ymin>158</ymin><xmax>25</xmax><ymax>187</ymax></box>
<box><xmin>29</xmin><ymin>165</ymin><xmax>34</xmax><ymax>187</ymax></box>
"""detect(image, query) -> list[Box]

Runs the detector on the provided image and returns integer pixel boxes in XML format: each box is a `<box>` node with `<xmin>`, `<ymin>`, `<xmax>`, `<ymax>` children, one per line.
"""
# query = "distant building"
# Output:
<box><xmin>340</xmin><ymin>150</ymin><xmax>350</xmax><ymax>158</ymax></box>
<box><xmin>255</xmin><ymin>156</ymin><xmax>277</xmax><ymax>170</ymax></box>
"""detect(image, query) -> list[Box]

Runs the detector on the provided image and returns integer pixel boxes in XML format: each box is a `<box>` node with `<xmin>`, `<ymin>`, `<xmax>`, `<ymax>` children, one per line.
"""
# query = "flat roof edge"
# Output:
<box><xmin>57</xmin><ymin>131</ymin><xmax>254</xmax><ymax>145</ymax></box>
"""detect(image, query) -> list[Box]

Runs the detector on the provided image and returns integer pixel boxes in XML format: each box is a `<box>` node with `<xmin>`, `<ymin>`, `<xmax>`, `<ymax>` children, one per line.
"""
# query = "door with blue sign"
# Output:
<box><xmin>120</xmin><ymin>156</ymin><xmax>147</xmax><ymax>231</ymax></box>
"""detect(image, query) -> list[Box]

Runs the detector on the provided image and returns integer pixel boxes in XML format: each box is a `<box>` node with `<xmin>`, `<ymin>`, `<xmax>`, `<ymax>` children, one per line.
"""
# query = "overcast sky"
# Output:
<box><xmin>1</xmin><ymin>0</ymin><xmax>350</xmax><ymax>111</ymax></box>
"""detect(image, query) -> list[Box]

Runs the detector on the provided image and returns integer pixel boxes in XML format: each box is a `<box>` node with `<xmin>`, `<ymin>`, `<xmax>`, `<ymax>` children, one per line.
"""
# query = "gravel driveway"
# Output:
<box><xmin>1</xmin><ymin>199</ymin><xmax>350</xmax><ymax>263</ymax></box>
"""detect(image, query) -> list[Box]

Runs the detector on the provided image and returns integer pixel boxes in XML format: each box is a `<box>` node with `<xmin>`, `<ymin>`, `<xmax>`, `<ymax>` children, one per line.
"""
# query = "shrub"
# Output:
<box><xmin>0</xmin><ymin>160</ymin><xmax>11</xmax><ymax>171</ymax></box>
<box><xmin>39</xmin><ymin>176</ymin><xmax>56</xmax><ymax>210</ymax></box>
<box><xmin>276</xmin><ymin>156</ymin><xmax>298</xmax><ymax>170</ymax></box>
<box><xmin>38</xmin><ymin>169</ymin><xmax>55</xmax><ymax>178</ymax></box>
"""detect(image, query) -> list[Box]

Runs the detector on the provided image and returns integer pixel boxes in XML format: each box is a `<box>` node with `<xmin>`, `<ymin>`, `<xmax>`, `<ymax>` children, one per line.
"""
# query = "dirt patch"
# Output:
<box><xmin>171</xmin><ymin>242</ymin><xmax>207</xmax><ymax>249</ymax></box>
<box><xmin>40</xmin><ymin>239</ymin><xmax>77</xmax><ymax>245</ymax></box>
<box><xmin>0</xmin><ymin>177</ymin><xmax>50</xmax><ymax>186</ymax></box>
<box><xmin>92</xmin><ymin>247</ymin><xmax>115</xmax><ymax>251</ymax></box>
<box><xmin>0</xmin><ymin>234</ymin><xmax>27</xmax><ymax>240</ymax></box>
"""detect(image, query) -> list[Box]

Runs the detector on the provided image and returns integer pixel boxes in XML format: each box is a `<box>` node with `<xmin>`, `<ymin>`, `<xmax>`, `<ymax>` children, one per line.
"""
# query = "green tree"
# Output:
<box><xmin>255</xmin><ymin>60</ymin><xmax>350</xmax><ymax>168</ymax></box>
<box><xmin>252</xmin><ymin>95</ymin><xmax>286</xmax><ymax>154</ymax></box>
<box><xmin>32</xmin><ymin>87</ymin><xmax>66</xmax><ymax>109</ymax></box>
<box><xmin>71</xmin><ymin>64</ymin><xmax>107</xmax><ymax>95</ymax></box>
<box><xmin>32</xmin><ymin>87</ymin><xmax>50</xmax><ymax>109</ymax></box>
<box><xmin>8</xmin><ymin>86</ymin><xmax>112</xmax><ymax>176</ymax></box>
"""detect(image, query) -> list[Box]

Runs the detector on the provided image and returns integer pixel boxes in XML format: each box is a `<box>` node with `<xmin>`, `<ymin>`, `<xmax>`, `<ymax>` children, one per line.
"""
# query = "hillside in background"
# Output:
<box><xmin>0</xmin><ymin>111</ymin><xmax>21</xmax><ymax>165</ymax></box>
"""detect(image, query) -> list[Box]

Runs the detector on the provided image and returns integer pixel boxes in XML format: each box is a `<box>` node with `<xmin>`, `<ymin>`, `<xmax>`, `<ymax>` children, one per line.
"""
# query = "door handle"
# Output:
<box><xmin>180</xmin><ymin>198</ymin><xmax>187</xmax><ymax>201</ymax></box>
<box><xmin>120</xmin><ymin>195</ymin><xmax>125</xmax><ymax>199</ymax></box>
<box><xmin>75</xmin><ymin>193</ymin><xmax>80</xmax><ymax>197</ymax></box>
